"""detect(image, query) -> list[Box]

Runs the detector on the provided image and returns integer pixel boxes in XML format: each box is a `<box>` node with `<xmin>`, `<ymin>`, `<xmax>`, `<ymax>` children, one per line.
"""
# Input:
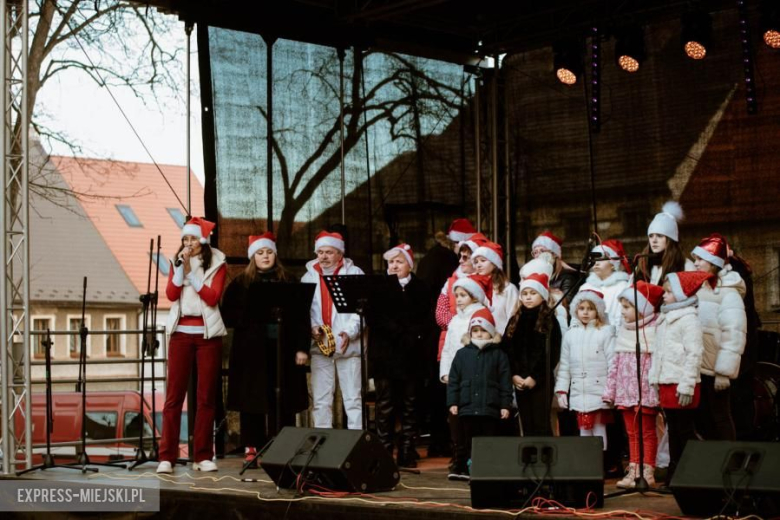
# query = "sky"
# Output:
<box><xmin>36</xmin><ymin>16</ymin><xmax>205</xmax><ymax>186</ymax></box>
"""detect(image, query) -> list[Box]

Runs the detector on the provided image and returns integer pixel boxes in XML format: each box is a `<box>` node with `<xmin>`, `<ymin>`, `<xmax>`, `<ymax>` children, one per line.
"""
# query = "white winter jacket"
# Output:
<box><xmin>613</xmin><ymin>316</ymin><xmax>657</xmax><ymax>354</ymax></box>
<box><xmin>440</xmin><ymin>302</ymin><xmax>485</xmax><ymax>381</ymax></box>
<box><xmin>649</xmin><ymin>304</ymin><xmax>704</xmax><ymax>396</ymax></box>
<box><xmin>166</xmin><ymin>248</ymin><xmax>228</xmax><ymax>340</ymax></box>
<box><xmin>581</xmin><ymin>271</ymin><xmax>630</xmax><ymax>328</ymax></box>
<box><xmin>301</xmin><ymin>257</ymin><xmax>365</xmax><ymax>358</ymax></box>
<box><xmin>490</xmin><ymin>282</ymin><xmax>519</xmax><ymax>336</ymax></box>
<box><xmin>697</xmin><ymin>265</ymin><xmax>747</xmax><ymax>379</ymax></box>
<box><xmin>554</xmin><ymin>318</ymin><xmax>615</xmax><ymax>413</ymax></box>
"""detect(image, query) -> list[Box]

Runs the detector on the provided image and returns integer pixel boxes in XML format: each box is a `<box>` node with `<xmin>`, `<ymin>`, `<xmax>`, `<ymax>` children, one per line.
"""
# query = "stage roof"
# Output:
<box><xmin>140</xmin><ymin>0</ymin><xmax>734</xmax><ymax>64</ymax></box>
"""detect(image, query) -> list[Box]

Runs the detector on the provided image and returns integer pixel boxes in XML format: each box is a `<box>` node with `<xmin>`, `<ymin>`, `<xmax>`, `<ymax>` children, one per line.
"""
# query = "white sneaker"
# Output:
<box><xmin>193</xmin><ymin>460</ymin><xmax>218</xmax><ymax>472</ymax></box>
<box><xmin>156</xmin><ymin>461</ymin><xmax>173</xmax><ymax>474</ymax></box>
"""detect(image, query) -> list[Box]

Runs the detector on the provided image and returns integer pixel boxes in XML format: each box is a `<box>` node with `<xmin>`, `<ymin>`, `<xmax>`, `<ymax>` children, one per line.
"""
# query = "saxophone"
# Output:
<box><xmin>315</xmin><ymin>324</ymin><xmax>336</xmax><ymax>357</ymax></box>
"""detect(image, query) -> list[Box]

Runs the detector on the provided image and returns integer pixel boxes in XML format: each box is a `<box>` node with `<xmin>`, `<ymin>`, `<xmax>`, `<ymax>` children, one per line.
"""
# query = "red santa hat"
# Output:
<box><xmin>469</xmin><ymin>308</ymin><xmax>497</xmax><ymax>337</ymax></box>
<box><xmin>691</xmin><ymin>233</ymin><xmax>729</xmax><ymax>269</ymax></box>
<box><xmin>314</xmin><ymin>231</ymin><xmax>345</xmax><ymax>253</ymax></box>
<box><xmin>665</xmin><ymin>271</ymin><xmax>717</xmax><ymax>302</ymax></box>
<box><xmin>570</xmin><ymin>289</ymin><xmax>608</xmax><ymax>323</ymax></box>
<box><xmin>532</xmin><ymin>231</ymin><xmax>563</xmax><ymax>258</ymax></box>
<box><xmin>472</xmin><ymin>241</ymin><xmax>504</xmax><ymax>271</ymax></box>
<box><xmin>647</xmin><ymin>201</ymin><xmax>684</xmax><ymax>242</ymax></box>
<box><xmin>247</xmin><ymin>232</ymin><xmax>277</xmax><ymax>258</ymax></box>
<box><xmin>592</xmin><ymin>239</ymin><xmax>631</xmax><ymax>273</ymax></box>
<box><xmin>460</xmin><ymin>232</ymin><xmax>489</xmax><ymax>254</ymax></box>
<box><xmin>453</xmin><ymin>274</ymin><xmax>493</xmax><ymax>306</ymax></box>
<box><xmin>181</xmin><ymin>217</ymin><xmax>215</xmax><ymax>245</ymax></box>
<box><xmin>619</xmin><ymin>282</ymin><xmax>664</xmax><ymax>317</ymax></box>
<box><xmin>448</xmin><ymin>218</ymin><xmax>477</xmax><ymax>243</ymax></box>
<box><xmin>383</xmin><ymin>243</ymin><xmax>414</xmax><ymax>269</ymax></box>
<box><xmin>520</xmin><ymin>272</ymin><xmax>550</xmax><ymax>301</ymax></box>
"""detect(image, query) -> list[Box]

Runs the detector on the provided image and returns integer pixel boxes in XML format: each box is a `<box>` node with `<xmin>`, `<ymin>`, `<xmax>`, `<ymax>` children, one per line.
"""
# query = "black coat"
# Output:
<box><xmin>503</xmin><ymin>306</ymin><xmax>562</xmax><ymax>388</ymax></box>
<box><xmin>447</xmin><ymin>341</ymin><xmax>512</xmax><ymax>419</ymax></box>
<box><xmin>366</xmin><ymin>274</ymin><xmax>430</xmax><ymax>380</ymax></box>
<box><xmin>222</xmin><ymin>269</ymin><xmax>309</xmax><ymax>414</ymax></box>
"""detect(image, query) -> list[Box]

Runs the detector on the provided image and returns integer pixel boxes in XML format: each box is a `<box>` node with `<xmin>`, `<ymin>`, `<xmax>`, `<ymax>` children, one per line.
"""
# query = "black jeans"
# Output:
<box><xmin>516</xmin><ymin>387</ymin><xmax>552</xmax><ymax>436</ymax></box>
<box><xmin>695</xmin><ymin>374</ymin><xmax>736</xmax><ymax>441</ymax></box>
<box><xmin>374</xmin><ymin>377</ymin><xmax>418</xmax><ymax>457</ymax></box>
<box><xmin>460</xmin><ymin>415</ymin><xmax>500</xmax><ymax>463</ymax></box>
<box><xmin>663</xmin><ymin>408</ymin><xmax>697</xmax><ymax>483</ymax></box>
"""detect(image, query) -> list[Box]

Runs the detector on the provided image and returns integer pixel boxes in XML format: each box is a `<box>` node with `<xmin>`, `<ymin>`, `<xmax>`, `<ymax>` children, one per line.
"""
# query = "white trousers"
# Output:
<box><xmin>310</xmin><ymin>355</ymin><xmax>363</xmax><ymax>430</ymax></box>
<box><xmin>580</xmin><ymin>422</ymin><xmax>608</xmax><ymax>451</ymax></box>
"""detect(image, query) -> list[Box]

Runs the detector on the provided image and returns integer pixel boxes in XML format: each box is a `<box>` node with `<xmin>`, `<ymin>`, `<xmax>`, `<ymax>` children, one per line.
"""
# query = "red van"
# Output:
<box><xmin>18</xmin><ymin>391</ymin><xmax>188</xmax><ymax>464</ymax></box>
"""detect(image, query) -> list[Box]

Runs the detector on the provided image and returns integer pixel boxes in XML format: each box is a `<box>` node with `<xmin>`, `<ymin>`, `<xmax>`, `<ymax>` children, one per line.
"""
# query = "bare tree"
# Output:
<box><xmin>262</xmin><ymin>48</ymin><xmax>464</xmax><ymax>249</ymax></box>
<box><xmin>16</xmin><ymin>1</ymin><xmax>182</xmax><ymax>203</ymax></box>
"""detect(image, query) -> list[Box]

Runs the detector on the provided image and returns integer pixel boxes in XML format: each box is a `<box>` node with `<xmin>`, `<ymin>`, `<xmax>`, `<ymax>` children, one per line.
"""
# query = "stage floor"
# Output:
<box><xmin>3</xmin><ymin>451</ymin><xmax>682</xmax><ymax>519</ymax></box>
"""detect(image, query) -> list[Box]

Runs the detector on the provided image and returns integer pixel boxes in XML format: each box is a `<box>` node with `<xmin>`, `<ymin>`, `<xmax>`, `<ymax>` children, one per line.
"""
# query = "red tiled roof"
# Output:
<box><xmin>51</xmin><ymin>157</ymin><xmax>204</xmax><ymax>309</ymax></box>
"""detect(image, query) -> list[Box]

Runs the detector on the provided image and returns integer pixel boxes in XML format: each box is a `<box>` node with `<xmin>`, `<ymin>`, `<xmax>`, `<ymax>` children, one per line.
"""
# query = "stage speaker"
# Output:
<box><xmin>470</xmin><ymin>437</ymin><xmax>604</xmax><ymax>509</ymax></box>
<box><xmin>260</xmin><ymin>427</ymin><xmax>400</xmax><ymax>492</ymax></box>
<box><xmin>670</xmin><ymin>440</ymin><xmax>780</xmax><ymax>517</ymax></box>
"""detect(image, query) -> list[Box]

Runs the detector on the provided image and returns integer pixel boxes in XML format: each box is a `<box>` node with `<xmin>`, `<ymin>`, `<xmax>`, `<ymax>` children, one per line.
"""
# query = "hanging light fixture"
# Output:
<box><xmin>681</xmin><ymin>10</ymin><xmax>713</xmax><ymax>60</ymax></box>
<box><xmin>615</xmin><ymin>26</ymin><xmax>645</xmax><ymax>73</ymax></box>
<box><xmin>761</xmin><ymin>0</ymin><xmax>780</xmax><ymax>49</ymax></box>
<box><xmin>553</xmin><ymin>39</ymin><xmax>583</xmax><ymax>85</ymax></box>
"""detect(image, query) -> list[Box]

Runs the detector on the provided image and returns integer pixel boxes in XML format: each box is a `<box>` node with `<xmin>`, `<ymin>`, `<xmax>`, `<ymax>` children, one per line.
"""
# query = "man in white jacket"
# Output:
<box><xmin>301</xmin><ymin>231</ymin><xmax>365</xmax><ymax>429</ymax></box>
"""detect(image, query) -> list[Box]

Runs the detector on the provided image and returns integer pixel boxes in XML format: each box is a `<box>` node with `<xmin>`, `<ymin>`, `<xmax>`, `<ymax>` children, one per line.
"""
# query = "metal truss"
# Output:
<box><xmin>0</xmin><ymin>0</ymin><xmax>29</xmax><ymax>475</ymax></box>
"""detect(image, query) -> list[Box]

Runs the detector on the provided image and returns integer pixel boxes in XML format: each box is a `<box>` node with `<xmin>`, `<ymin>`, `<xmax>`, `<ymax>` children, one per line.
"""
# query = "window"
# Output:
<box><xmin>115</xmin><ymin>204</ymin><xmax>143</xmax><ymax>227</ymax></box>
<box><xmin>167</xmin><ymin>208</ymin><xmax>187</xmax><ymax>228</ymax></box>
<box><xmin>32</xmin><ymin>317</ymin><xmax>53</xmax><ymax>358</ymax></box>
<box><xmin>149</xmin><ymin>252</ymin><xmax>170</xmax><ymax>277</ymax></box>
<box><xmin>68</xmin><ymin>315</ymin><xmax>90</xmax><ymax>357</ymax></box>
<box><xmin>154</xmin><ymin>410</ymin><xmax>189</xmax><ymax>444</ymax></box>
<box><xmin>105</xmin><ymin>316</ymin><xmax>124</xmax><ymax>356</ymax></box>
<box><xmin>85</xmin><ymin>411</ymin><xmax>118</xmax><ymax>441</ymax></box>
<box><xmin>124</xmin><ymin>412</ymin><xmax>154</xmax><ymax>450</ymax></box>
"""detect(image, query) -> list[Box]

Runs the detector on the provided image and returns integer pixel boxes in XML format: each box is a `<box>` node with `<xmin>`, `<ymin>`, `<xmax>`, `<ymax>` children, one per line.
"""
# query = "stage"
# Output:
<box><xmin>2</xmin><ymin>450</ymin><xmax>683</xmax><ymax>519</ymax></box>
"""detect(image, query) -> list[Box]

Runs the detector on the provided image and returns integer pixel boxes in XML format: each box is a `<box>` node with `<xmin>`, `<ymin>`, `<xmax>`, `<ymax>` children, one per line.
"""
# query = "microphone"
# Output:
<box><xmin>174</xmin><ymin>247</ymin><xmax>189</xmax><ymax>267</ymax></box>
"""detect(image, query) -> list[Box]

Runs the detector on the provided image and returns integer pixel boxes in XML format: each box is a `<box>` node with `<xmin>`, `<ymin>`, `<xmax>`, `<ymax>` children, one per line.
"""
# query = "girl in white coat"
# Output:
<box><xmin>472</xmin><ymin>241</ymin><xmax>518</xmax><ymax>335</ymax></box>
<box><xmin>691</xmin><ymin>234</ymin><xmax>747</xmax><ymax>441</ymax></box>
<box><xmin>649</xmin><ymin>271</ymin><xmax>714</xmax><ymax>483</ymax></box>
<box><xmin>555</xmin><ymin>290</ymin><xmax>615</xmax><ymax>450</ymax></box>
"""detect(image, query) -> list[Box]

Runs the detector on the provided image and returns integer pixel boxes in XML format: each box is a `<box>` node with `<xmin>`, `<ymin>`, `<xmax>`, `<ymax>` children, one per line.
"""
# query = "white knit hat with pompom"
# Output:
<box><xmin>647</xmin><ymin>201</ymin><xmax>684</xmax><ymax>242</ymax></box>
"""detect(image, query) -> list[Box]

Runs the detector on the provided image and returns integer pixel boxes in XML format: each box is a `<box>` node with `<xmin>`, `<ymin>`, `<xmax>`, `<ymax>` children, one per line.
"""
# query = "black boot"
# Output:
<box><xmin>398</xmin><ymin>379</ymin><xmax>419</xmax><ymax>468</ymax></box>
<box><xmin>374</xmin><ymin>378</ymin><xmax>396</xmax><ymax>456</ymax></box>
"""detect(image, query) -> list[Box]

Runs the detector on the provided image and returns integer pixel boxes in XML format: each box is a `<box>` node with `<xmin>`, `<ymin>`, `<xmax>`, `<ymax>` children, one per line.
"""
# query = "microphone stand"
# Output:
<box><xmin>64</xmin><ymin>277</ymin><xmax>126</xmax><ymax>472</ymax></box>
<box><xmin>16</xmin><ymin>329</ymin><xmax>92</xmax><ymax>475</ymax></box>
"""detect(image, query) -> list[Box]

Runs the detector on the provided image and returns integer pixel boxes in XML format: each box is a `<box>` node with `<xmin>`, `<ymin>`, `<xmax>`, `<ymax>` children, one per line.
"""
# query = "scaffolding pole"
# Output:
<box><xmin>0</xmin><ymin>0</ymin><xmax>30</xmax><ymax>474</ymax></box>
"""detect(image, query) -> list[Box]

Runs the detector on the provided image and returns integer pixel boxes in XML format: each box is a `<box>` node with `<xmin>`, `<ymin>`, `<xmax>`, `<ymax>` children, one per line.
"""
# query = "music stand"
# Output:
<box><xmin>322</xmin><ymin>274</ymin><xmax>387</xmax><ymax>432</ymax></box>
<box><xmin>239</xmin><ymin>281</ymin><xmax>315</xmax><ymax>475</ymax></box>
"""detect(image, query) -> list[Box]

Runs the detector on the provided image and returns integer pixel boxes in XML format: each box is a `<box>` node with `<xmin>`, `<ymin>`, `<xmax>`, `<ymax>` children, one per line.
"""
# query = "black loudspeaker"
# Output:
<box><xmin>470</xmin><ymin>437</ymin><xmax>604</xmax><ymax>509</ymax></box>
<box><xmin>670</xmin><ymin>441</ymin><xmax>780</xmax><ymax>517</ymax></box>
<box><xmin>260</xmin><ymin>427</ymin><xmax>400</xmax><ymax>492</ymax></box>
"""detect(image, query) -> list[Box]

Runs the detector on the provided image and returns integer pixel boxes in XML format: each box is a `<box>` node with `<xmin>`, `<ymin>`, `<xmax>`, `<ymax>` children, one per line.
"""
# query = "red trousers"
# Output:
<box><xmin>159</xmin><ymin>332</ymin><xmax>222</xmax><ymax>463</ymax></box>
<box><xmin>622</xmin><ymin>407</ymin><xmax>658</xmax><ymax>466</ymax></box>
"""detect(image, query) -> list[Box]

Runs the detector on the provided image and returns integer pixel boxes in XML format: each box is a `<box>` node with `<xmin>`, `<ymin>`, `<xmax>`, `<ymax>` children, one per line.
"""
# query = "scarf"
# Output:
<box><xmin>314</xmin><ymin>260</ymin><xmax>344</xmax><ymax>327</ymax></box>
<box><xmin>623</xmin><ymin>312</ymin><xmax>658</xmax><ymax>331</ymax></box>
<box><xmin>660</xmin><ymin>296</ymin><xmax>697</xmax><ymax>313</ymax></box>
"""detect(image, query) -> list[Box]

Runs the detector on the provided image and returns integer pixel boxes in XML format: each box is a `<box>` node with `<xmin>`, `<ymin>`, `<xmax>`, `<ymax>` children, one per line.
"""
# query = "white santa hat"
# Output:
<box><xmin>247</xmin><ymin>232</ymin><xmax>277</xmax><ymax>258</ymax></box>
<box><xmin>472</xmin><ymin>242</ymin><xmax>504</xmax><ymax>271</ymax></box>
<box><xmin>459</xmin><ymin>232</ymin><xmax>489</xmax><ymax>253</ymax></box>
<box><xmin>448</xmin><ymin>218</ymin><xmax>477</xmax><ymax>243</ymax></box>
<box><xmin>181</xmin><ymin>217</ymin><xmax>215</xmax><ymax>245</ymax></box>
<box><xmin>570</xmin><ymin>289</ymin><xmax>608</xmax><ymax>324</ymax></box>
<box><xmin>619</xmin><ymin>282</ymin><xmax>664</xmax><ymax>318</ymax></box>
<box><xmin>520</xmin><ymin>257</ymin><xmax>554</xmax><ymax>280</ymax></box>
<box><xmin>532</xmin><ymin>231</ymin><xmax>563</xmax><ymax>258</ymax></box>
<box><xmin>383</xmin><ymin>243</ymin><xmax>414</xmax><ymax>269</ymax></box>
<box><xmin>469</xmin><ymin>308</ymin><xmax>497</xmax><ymax>337</ymax></box>
<box><xmin>647</xmin><ymin>201</ymin><xmax>684</xmax><ymax>242</ymax></box>
<box><xmin>453</xmin><ymin>274</ymin><xmax>492</xmax><ymax>306</ymax></box>
<box><xmin>519</xmin><ymin>272</ymin><xmax>550</xmax><ymax>301</ymax></box>
<box><xmin>314</xmin><ymin>231</ymin><xmax>345</xmax><ymax>253</ymax></box>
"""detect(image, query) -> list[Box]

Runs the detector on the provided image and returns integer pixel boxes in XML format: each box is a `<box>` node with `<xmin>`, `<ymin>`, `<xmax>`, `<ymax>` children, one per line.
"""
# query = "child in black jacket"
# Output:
<box><xmin>447</xmin><ymin>308</ymin><xmax>512</xmax><ymax>480</ymax></box>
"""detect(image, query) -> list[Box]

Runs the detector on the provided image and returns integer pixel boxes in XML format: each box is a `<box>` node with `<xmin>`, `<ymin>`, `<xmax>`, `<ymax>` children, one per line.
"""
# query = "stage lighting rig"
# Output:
<box><xmin>761</xmin><ymin>0</ymin><xmax>780</xmax><ymax>49</ymax></box>
<box><xmin>554</xmin><ymin>39</ymin><xmax>583</xmax><ymax>85</ymax></box>
<box><xmin>615</xmin><ymin>26</ymin><xmax>645</xmax><ymax>73</ymax></box>
<box><xmin>681</xmin><ymin>10</ymin><xmax>713</xmax><ymax>60</ymax></box>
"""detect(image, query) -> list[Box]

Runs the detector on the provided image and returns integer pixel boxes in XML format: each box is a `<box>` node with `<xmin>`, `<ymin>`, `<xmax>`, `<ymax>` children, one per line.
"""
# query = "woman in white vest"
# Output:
<box><xmin>157</xmin><ymin>217</ymin><xmax>227</xmax><ymax>474</ymax></box>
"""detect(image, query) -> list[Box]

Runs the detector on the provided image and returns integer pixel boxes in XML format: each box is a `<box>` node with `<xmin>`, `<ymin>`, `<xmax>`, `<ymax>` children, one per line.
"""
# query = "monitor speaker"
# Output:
<box><xmin>670</xmin><ymin>440</ymin><xmax>780</xmax><ymax>517</ymax></box>
<box><xmin>260</xmin><ymin>427</ymin><xmax>400</xmax><ymax>493</ymax></box>
<box><xmin>470</xmin><ymin>436</ymin><xmax>604</xmax><ymax>509</ymax></box>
